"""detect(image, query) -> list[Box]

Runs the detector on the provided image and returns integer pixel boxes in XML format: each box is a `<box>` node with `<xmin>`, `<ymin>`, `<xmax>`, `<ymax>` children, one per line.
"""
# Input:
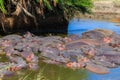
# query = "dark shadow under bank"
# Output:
<box><xmin>0</xmin><ymin>14</ymin><xmax>68</xmax><ymax>36</ymax></box>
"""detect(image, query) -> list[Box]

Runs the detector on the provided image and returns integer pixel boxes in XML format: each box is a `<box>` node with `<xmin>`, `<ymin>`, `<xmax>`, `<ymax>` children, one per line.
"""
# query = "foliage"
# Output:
<box><xmin>62</xmin><ymin>0</ymin><xmax>93</xmax><ymax>13</ymax></box>
<box><xmin>0</xmin><ymin>0</ymin><xmax>93</xmax><ymax>15</ymax></box>
<box><xmin>35</xmin><ymin>0</ymin><xmax>93</xmax><ymax>20</ymax></box>
<box><xmin>0</xmin><ymin>0</ymin><xmax>93</xmax><ymax>31</ymax></box>
<box><xmin>0</xmin><ymin>0</ymin><xmax>7</xmax><ymax>14</ymax></box>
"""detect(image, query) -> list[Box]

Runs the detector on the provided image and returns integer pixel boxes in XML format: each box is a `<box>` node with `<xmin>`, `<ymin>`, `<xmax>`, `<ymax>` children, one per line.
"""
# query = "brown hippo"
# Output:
<box><xmin>0</xmin><ymin>62</ymin><xmax>15</xmax><ymax>77</ymax></box>
<box><xmin>85</xmin><ymin>62</ymin><xmax>109</xmax><ymax>74</ymax></box>
<box><xmin>65</xmin><ymin>40</ymin><xmax>97</xmax><ymax>57</ymax></box>
<box><xmin>82</xmin><ymin>29</ymin><xmax>114</xmax><ymax>40</ymax></box>
<box><xmin>91</xmin><ymin>57</ymin><xmax>118</xmax><ymax>68</ymax></box>
<box><xmin>107</xmin><ymin>34</ymin><xmax>120</xmax><ymax>48</ymax></box>
<box><xmin>65</xmin><ymin>57</ymin><xmax>109</xmax><ymax>74</ymax></box>
<box><xmin>67</xmin><ymin>34</ymin><xmax>81</xmax><ymax>41</ymax></box>
<box><xmin>66</xmin><ymin>39</ymin><xmax>101</xmax><ymax>48</ymax></box>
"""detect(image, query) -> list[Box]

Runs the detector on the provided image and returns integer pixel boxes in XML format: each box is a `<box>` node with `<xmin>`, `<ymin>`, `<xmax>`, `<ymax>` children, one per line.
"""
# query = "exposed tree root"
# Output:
<box><xmin>11</xmin><ymin>0</ymin><xmax>38</xmax><ymax>26</ymax></box>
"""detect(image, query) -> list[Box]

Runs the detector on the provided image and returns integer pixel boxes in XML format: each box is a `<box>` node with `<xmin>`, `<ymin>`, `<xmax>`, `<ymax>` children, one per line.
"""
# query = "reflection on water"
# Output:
<box><xmin>68</xmin><ymin>18</ymin><xmax>120</xmax><ymax>80</ymax></box>
<box><xmin>39</xmin><ymin>62</ymin><xmax>88</xmax><ymax>80</ymax></box>
<box><xmin>4</xmin><ymin>61</ymin><xmax>120</xmax><ymax>80</ymax></box>
<box><xmin>4</xmin><ymin>62</ymin><xmax>88</xmax><ymax>80</ymax></box>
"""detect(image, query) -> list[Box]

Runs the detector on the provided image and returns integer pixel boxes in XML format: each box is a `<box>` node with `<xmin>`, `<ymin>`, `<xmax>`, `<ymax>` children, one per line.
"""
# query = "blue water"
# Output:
<box><xmin>88</xmin><ymin>67</ymin><xmax>120</xmax><ymax>80</ymax></box>
<box><xmin>68</xmin><ymin>19</ymin><xmax>120</xmax><ymax>36</ymax></box>
<box><xmin>68</xmin><ymin>18</ymin><xmax>120</xmax><ymax>80</ymax></box>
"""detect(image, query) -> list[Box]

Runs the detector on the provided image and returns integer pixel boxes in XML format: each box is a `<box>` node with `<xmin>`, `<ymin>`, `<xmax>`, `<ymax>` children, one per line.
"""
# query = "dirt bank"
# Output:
<box><xmin>75</xmin><ymin>0</ymin><xmax>120</xmax><ymax>21</ymax></box>
<box><xmin>0</xmin><ymin>13</ymin><xmax>68</xmax><ymax>34</ymax></box>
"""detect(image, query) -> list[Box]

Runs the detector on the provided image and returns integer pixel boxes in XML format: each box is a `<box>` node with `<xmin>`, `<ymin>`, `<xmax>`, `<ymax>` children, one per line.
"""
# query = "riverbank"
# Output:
<box><xmin>1</xmin><ymin>0</ymin><xmax>120</xmax><ymax>34</ymax></box>
<box><xmin>0</xmin><ymin>13</ymin><xmax>68</xmax><ymax>34</ymax></box>
<box><xmin>74</xmin><ymin>0</ymin><xmax>120</xmax><ymax>22</ymax></box>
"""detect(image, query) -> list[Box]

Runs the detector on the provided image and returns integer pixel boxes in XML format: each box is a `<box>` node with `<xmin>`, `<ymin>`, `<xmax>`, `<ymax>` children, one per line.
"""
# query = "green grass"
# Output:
<box><xmin>18</xmin><ymin>65</ymin><xmax>49</xmax><ymax>80</ymax></box>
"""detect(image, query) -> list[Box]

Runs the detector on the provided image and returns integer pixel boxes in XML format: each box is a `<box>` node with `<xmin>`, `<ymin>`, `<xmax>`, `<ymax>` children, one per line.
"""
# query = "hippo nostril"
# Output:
<box><xmin>14</xmin><ymin>48</ymin><xmax>23</xmax><ymax>52</ymax></box>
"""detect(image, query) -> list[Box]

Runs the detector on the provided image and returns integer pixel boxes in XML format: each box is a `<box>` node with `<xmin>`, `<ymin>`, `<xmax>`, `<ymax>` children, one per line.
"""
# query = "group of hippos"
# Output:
<box><xmin>0</xmin><ymin>29</ymin><xmax>120</xmax><ymax>77</ymax></box>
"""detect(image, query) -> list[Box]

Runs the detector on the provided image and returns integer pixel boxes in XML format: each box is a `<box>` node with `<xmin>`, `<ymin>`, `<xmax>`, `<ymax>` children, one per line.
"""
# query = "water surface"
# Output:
<box><xmin>68</xmin><ymin>19</ymin><xmax>120</xmax><ymax>35</ymax></box>
<box><xmin>3</xmin><ymin>18</ymin><xmax>120</xmax><ymax>80</ymax></box>
<box><xmin>68</xmin><ymin>18</ymin><xmax>120</xmax><ymax>80</ymax></box>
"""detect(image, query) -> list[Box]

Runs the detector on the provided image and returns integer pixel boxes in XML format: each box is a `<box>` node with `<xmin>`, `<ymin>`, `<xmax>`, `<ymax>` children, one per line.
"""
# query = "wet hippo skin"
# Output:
<box><xmin>0</xmin><ymin>29</ymin><xmax>120</xmax><ymax>76</ymax></box>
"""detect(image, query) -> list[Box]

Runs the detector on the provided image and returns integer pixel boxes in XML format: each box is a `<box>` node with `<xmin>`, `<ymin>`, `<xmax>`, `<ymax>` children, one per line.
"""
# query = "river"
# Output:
<box><xmin>68</xmin><ymin>18</ymin><xmax>120</xmax><ymax>80</ymax></box>
<box><xmin>3</xmin><ymin>18</ymin><xmax>120</xmax><ymax>80</ymax></box>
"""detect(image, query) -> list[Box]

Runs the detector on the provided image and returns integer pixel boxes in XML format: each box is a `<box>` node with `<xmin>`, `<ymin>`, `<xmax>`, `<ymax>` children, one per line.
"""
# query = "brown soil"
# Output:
<box><xmin>0</xmin><ymin>13</ymin><xmax>68</xmax><ymax>34</ymax></box>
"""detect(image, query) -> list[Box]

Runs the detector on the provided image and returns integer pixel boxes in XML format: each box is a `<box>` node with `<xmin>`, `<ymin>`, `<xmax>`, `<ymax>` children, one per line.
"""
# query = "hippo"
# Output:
<box><xmin>67</xmin><ymin>34</ymin><xmax>81</xmax><ymax>41</ymax></box>
<box><xmin>7</xmin><ymin>56</ymin><xmax>27</xmax><ymax>69</ymax></box>
<box><xmin>97</xmin><ymin>50</ymin><xmax>120</xmax><ymax>56</ymax></box>
<box><xmin>28</xmin><ymin>42</ymin><xmax>40</xmax><ymax>53</ymax></box>
<box><xmin>40</xmin><ymin>47</ymin><xmax>60</xmax><ymax>56</ymax></box>
<box><xmin>65</xmin><ymin>39</ymin><xmax>98</xmax><ymax>58</ymax></box>
<box><xmin>1</xmin><ymin>29</ymin><xmax>120</xmax><ymax>76</ymax></box>
<box><xmin>7</xmin><ymin>55</ymin><xmax>39</xmax><ymax>71</ymax></box>
<box><xmin>91</xmin><ymin>58</ymin><xmax>118</xmax><ymax>68</ymax></box>
<box><xmin>1</xmin><ymin>70</ymin><xmax>14</xmax><ymax>77</ymax></box>
<box><xmin>40</xmin><ymin>40</ymin><xmax>64</xmax><ymax>49</ymax></box>
<box><xmin>66</xmin><ymin>62</ymin><xmax>85</xmax><ymax>69</ymax></box>
<box><xmin>82</xmin><ymin>29</ymin><xmax>114</xmax><ymax>40</ymax></box>
<box><xmin>2</xmin><ymin>35</ymin><xmax>22</xmax><ymax>41</ymax></box>
<box><xmin>40</xmin><ymin>36</ymin><xmax>64</xmax><ymax>44</ymax></box>
<box><xmin>66</xmin><ymin>39</ymin><xmax>101</xmax><ymax>47</ymax></box>
<box><xmin>14</xmin><ymin>43</ymin><xmax>24</xmax><ymax>52</ymax></box>
<box><xmin>0</xmin><ymin>39</ymin><xmax>13</xmax><ymax>47</ymax></box>
<box><xmin>4</xmin><ymin>46</ymin><xmax>17</xmax><ymax>56</ymax></box>
<box><xmin>94</xmin><ymin>50</ymin><xmax>120</xmax><ymax>65</ymax></box>
<box><xmin>85</xmin><ymin>62</ymin><xmax>109</xmax><ymax>74</ymax></box>
<box><xmin>65</xmin><ymin>41</ymin><xmax>88</xmax><ymax>50</ymax></box>
<box><xmin>96</xmin><ymin>44</ymin><xmax>115</xmax><ymax>52</ymax></box>
<box><xmin>28</xmin><ymin>63</ymin><xmax>39</xmax><ymax>71</ymax></box>
<box><xmin>60</xmin><ymin>50</ymin><xmax>83</xmax><ymax>59</ymax></box>
<box><xmin>19</xmin><ymin>51</ymin><xmax>35</xmax><ymax>62</ymax></box>
<box><xmin>81</xmin><ymin>46</ymin><xmax>96</xmax><ymax>58</ymax></box>
<box><xmin>0</xmin><ymin>62</ymin><xmax>15</xmax><ymax>77</ymax></box>
<box><xmin>42</xmin><ymin>60</ymin><xmax>61</xmax><ymax>65</ymax></box>
<box><xmin>23</xmin><ymin>31</ymin><xmax>34</xmax><ymax>39</ymax></box>
<box><xmin>82</xmin><ymin>30</ymin><xmax>104</xmax><ymax>40</ymax></box>
<box><xmin>106</xmin><ymin>34</ymin><xmax>120</xmax><ymax>48</ymax></box>
<box><xmin>105</xmin><ymin>55</ymin><xmax>120</xmax><ymax>65</ymax></box>
<box><xmin>40</xmin><ymin>51</ymin><xmax>60</xmax><ymax>61</ymax></box>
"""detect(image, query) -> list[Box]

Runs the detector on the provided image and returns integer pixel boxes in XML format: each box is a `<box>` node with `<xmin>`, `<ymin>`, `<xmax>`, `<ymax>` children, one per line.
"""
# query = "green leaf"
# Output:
<box><xmin>43</xmin><ymin>0</ymin><xmax>52</xmax><ymax>10</ymax></box>
<box><xmin>0</xmin><ymin>0</ymin><xmax>7</xmax><ymax>14</ymax></box>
